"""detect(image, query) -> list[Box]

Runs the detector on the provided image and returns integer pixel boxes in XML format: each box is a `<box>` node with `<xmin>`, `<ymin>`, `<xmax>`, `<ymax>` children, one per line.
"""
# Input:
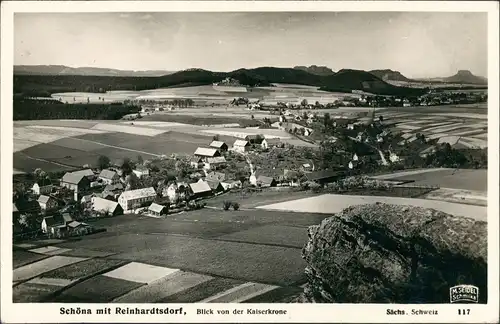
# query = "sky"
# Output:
<box><xmin>14</xmin><ymin>12</ymin><xmax>488</xmax><ymax>78</ymax></box>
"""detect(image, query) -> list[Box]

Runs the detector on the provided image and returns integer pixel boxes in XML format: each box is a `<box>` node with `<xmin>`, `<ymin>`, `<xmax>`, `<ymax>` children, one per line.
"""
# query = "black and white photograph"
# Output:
<box><xmin>1</xmin><ymin>1</ymin><xmax>498</xmax><ymax>322</ymax></box>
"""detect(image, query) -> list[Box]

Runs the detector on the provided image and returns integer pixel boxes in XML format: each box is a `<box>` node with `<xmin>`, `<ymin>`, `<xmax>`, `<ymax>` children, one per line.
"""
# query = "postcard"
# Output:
<box><xmin>1</xmin><ymin>1</ymin><xmax>498</xmax><ymax>323</ymax></box>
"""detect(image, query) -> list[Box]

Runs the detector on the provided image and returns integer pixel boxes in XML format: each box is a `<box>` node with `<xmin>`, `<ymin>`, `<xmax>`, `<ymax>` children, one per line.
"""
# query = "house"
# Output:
<box><xmin>209</xmin><ymin>141</ymin><xmax>228</xmax><ymax>152</ymax></box>
<box><xmin>91</xmin><ymin>197</ymin><xmax>123</xmax><ymax>216</ymax></box>
<box><xmin>205</xmin><ymin>171</ymin><xmax>226</xmax><ymax>182</ymax></box>
<box><xmin>37</xmin><ymin>195</ymin><xmax>58</xmax><ymax>211</ymax></box>
<box><xmin>301</xmin><ymin>163</ymin><xmax>314</xmax><ymax>173</ymax></box>
<box><xmin>204</xmin><ymin>156</ymin><xmax>227</xmax><ymax>170</ymax></box>
<box><xmin>261</xmin><ymin>138</ymin><xmax>283</xmax><ymax>149</ymax></box>
<box><xmin>32</xmin><ymin>178</ymin><xmax>53</xmax><ymax>195</ymax></box>
<box><xmin>148</xmin><ymin>203</ymin><xmax>168</xmax><ymax>217</ymax></box>
<box><xmin>81</xmin><ymin>193</ymin><xmax>97</xmax><ymax>205</ymax></box>
<box><xmin>60</xmin><ymin>169</ymin><xmax>93</xmax><ymax>193</ymax></box>
<box><xmin>353</xmin><ymin>154</ymin><xmax>359</xmax><ymax>162</ymax></box>
<box><xmin>133</xmin><ymin>166</ymin><xmax>150</xmax><ymax>178</ymax></box>
<box><xmin>118</xmin><ymin>187</ymin><xmax>157</xmax><ymax>213</ymax></box>
<box><xmin>233</xmin><ymin>140</ymin><xmax>251</xmax><ymax>153</ymax></box>
<box><xmin>98</xmin><ymin>169</ymin><xmax>120</xmax><ymax>185</ymax></box>
<box><xmin>419</xmin><ymin>146</ymin><xmax>437</xmax><ymax>158</ymax></box>
<box><xmin>190</xmin><ymin>157</ymin><xmax>204</xmax><ymax>169</ymax></box>
<box><xmin>251</xmin><ymin>175</ymin><xmax>277</xmax><ymax>188</ymax></box>
<box><xmin>305</xmin><ymin>170</ymin><xmax>343</xmax><ymax>185</ymax></box>
<box><xmin>41</xmin><ymin>213</ymin><xmax>73</xmax><ymax>234</ymax></box>
<box><xmin>250</xmin><ymin>172</ymin><xmax>277</xmax><ymax>188</ymax></box>
<box><xmin>194</xmin><ymin>147</ymin><xmax>221</xmax><ymax>160</ymax></box>
<box><xmin>245</xmin><ymin>134</ymin><xmax>264</xmax><ymax>145</ymax></box>
<box><xmin>206</xmin><ymin>180</ymin><xmax>225</xmax><ymax>195</ymax></box>
<box><xmin>14</xmin><ymin>199</ymin><xmax>41</xmax><ymax>215</ymax></box>
<box><xmin>221</xmin><ymin>180</ymin><xmax>242</xmax><ymax>190</ymax></box>
<box><xmin>104</xmin><ymin>182</ymin><xmax>124</xmax><ymax>193</ymax></box>
<box><xmin>189</xmin><ymin>180</ymin><xmax>213</xmax><ymax>199</ymax></box>
<box><xmin>162</xmin><ymin>182</ymin><xmax>190</xmax><ymax>203</ymax></box>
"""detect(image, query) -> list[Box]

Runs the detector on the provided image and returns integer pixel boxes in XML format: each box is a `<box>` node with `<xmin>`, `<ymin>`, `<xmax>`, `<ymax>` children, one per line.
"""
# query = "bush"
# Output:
<box><xmin>223</xmin><ymin>201</ymin><xmax>232</xmax><ymax>211</ymax></box>
<box><xmin>232</xmin><ymin>202</ymin><xmax>240</xmax><ymax>211</ymax></box>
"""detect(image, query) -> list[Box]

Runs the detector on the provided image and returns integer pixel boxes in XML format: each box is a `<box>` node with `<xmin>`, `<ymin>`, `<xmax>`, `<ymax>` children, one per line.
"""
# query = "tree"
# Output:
<box><xmin>301</xmin><ymin>99</ymin><xmax>308</xmax><ymax>107</ymax></box>
<box><xmin>212</xmin><ymin>134</ymin><xmax>220</xmax><ymax>141</ymax></box>
<box><xmin>137</xmin><ymin>155</ymin><xmax>144</xmax><ymax>165</ymax></box>
<box><xmin>121</xmin><ymin>158</ymin><xmax>133</xmax><ymax>176</ymax></box>
<box><xmin>251</xmin><ymin>114</ymin><xmax>255</xmax><ymax>120</ymax></box>
<box><xmin>97</xmin><ymin>155</ymin><xmax>111</xmax><ymax>170</ymax></box>
<box><xmin>303</xmin><ymin>111</ymin><xmax>308</xmax><ymax>120</ymax></box>
<box><xmin>324</xmin><ymin>113</ymin><xmax>331</xmax><ymax>128</ymax></box>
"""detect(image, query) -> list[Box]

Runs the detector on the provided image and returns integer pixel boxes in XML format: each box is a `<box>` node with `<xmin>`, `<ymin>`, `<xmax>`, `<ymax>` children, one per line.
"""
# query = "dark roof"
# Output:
<box><xmin>43</xmin><ymin>215</ymin><xmax>65</xmax><ymax>227</ymax></box>
<box><xmin>206</xmin><ymin>180</ymin><xmax>224</xmax><ymax>190</ymax></box>
<box><xmin>104</xmin><ymin>183</ymin><xmax>124</xmax><ymax>192</ymax></box>
<box><xmin>61</xmin><ymin>169</ymin><xmax>93</xmax><ymax>185</ymax></box>
<box><xmin>306</xmin><ymin>170</ymin><xmax>343</xmax><ymax>181</ymax></box>
<box><xmin>99</xmin><ymin>169</ymin><xmax>118</xmax><ymax>180</ymax></box>
<box><xmin>257</xmin><ymin>175</ymin><xmax>276</xmax><ymax>186</ymax></box>
<box><xmin>210</xmin><ymin>141</ymin><xmax>228</xmax><ymax>149</ymax></box>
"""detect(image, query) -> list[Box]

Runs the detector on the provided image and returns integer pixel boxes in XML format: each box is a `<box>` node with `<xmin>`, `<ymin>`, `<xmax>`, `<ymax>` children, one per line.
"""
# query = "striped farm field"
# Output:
<box><xmin>13</xmin><ymin>256</ymin><xmax>88</xmax><ymax>282</ymax></box>
<box><xmin>40</xmin><ymin>258</ymin><xmax>126</xmax><ymax>280</ymax></box>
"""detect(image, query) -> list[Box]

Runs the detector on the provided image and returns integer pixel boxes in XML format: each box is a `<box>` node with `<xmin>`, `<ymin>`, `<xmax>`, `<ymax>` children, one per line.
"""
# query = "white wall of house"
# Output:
<box><xmin>32</xmin><ymin>184</ymin><xmax>52</xmax><ymax>195</ymax></box>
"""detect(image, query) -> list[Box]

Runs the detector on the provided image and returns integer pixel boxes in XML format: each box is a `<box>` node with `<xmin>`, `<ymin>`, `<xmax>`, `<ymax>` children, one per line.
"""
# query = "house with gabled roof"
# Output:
<box><xmin>233</xmin><ymin>140</ymin><xmax>251</xmax><ymax>153</ymax></box>
<box><xmin>209</xmin><ymin>141</ymin><xmax>228</xmax><ymax>152</ymax></box>
<box><xmin>194</xmin><ymin>147</ymin><xmax>221</xmax><ymax>159</ymax></box>
<box><xmin>32</xmin><ymin>178</ymin><xmax>53</xmax><ymax>195</ymax></box>
<box><xmin>91</xmin><ymin>197</ymin><xmax>123</xmax><ymax>216</ymax></box>
<box><xmin>189</xmin><ymin>180</ymin><xmax>213</xmax><ymax>199</ymax></box>
<box><xmin>148</xmin><ymin>203</ymin><xmax>168</xmax><ymax>217</ymax></box>
<box><xmin>245</xmin><ymin>134</ymin><xmax>264</xmax><ymax>145</ymax></box>
<box><xmin>133</xmin><ymin>166</ymin><xmax>150</xmax><ymax>178</ymax></box>
<box><xmin>60</xmin><ymin>169</ymin><xmax>93</xmax><ymax>193</ymax></box>
<box><xmin>118</xmin><ymin>187</ymin><xmax>157</xmax><ymax>213</ymax></box>
<box><xmin>204</xmin><ymin>156</ymin><xmax>227</xmax><ymax>170</ymax></box>
<box><xmin>162</xmin><ymin>182</ymin><xmax>189</xmax><ymax>203</ymax></box>
<box><xmin>261</xmin><ymin>138</ymin><xmax>283</xmax><ymax>149</ymax></box>
<box><xmin>190</xmin><ymin>156</ymin><xmax>203</xmax><ymax>169</ymax></box>
<box><xmin>37</xmin><ymin>195</ymin><xmax>58</xmax><ymax>211</ymax></box>
<box><xmin>206</xmin><ymin>180</ymin><xmax>225</xmax><ymax>195</ymax></box>
<box><xmin>98</xmin><ymin>169</ymin><xmax>120</xmax><ymax>185</ymax></box>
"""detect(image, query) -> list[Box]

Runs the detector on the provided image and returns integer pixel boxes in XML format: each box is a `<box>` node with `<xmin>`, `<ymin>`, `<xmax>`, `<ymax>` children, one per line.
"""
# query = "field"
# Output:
<box><xmin>372</xmin><ymin>168</ymin><xmax>487</xmax><ymax>192</ymax></box>
<box><xmin>256</xmin><ymin>194</ymin><xmax>487</xmax><ymax>221</ymax></box>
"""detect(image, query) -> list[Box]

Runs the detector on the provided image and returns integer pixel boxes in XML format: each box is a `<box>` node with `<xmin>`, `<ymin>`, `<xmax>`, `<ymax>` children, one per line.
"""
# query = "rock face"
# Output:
<box><xmin>299</xmin><ymin>203</ymin><xmax>487</xmax><ymax>303</ymax></box>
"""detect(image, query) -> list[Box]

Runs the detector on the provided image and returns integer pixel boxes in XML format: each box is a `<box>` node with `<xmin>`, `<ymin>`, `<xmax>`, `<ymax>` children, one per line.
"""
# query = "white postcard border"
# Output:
<box><xmin>1</xmin><ymin>1</ymin><xmax>498</xmax><ymax>323</ymax></box>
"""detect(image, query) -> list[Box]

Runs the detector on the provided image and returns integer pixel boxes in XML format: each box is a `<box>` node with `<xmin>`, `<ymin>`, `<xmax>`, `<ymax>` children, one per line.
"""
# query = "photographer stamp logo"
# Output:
<box><xmin>449</xmin><ymin>285</ymin><xmax>479</xmax><ymax>303</ymax></box>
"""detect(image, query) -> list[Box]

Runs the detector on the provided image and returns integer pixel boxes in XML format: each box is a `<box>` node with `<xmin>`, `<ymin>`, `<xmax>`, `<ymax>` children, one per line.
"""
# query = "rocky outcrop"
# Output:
<box><xmin>298</xmin><ymin>203</ymin><xmax>487</xmax><ymax>303</ymax></box>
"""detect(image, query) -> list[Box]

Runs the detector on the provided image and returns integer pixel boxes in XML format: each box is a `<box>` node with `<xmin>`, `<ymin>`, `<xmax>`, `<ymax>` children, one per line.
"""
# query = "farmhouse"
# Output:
<box><xmin>209</xmin><ymin>141</ymin><xmax>228</xmax><ymax>152</ymax></box>
<box><xmin>194</xmin><ymin>147</ymin><xmax>221</xmax><ymax>159</ymax></box>
<box><xmin>37</xmin><ymin>195</ymin><xmax>58</xmax><ymax>211</ymax></box>
<box><xmin>250</xmin><ymin>174</ymin><xmax>277</xmax><ymax>188</ymax></box>
<box><xmin>206</xmin><ymin>180</ymin><xmax>225</xmax><ymax>195</ymax></box>
<box><xmin>233</xmin><ymin>140</ymin><xmax>251</xmax><ymax>153</ymax></box>
<box><xmin>190</xmin><ymin>157</ymin><xmax>204</xmax><ymax>169</ymax></box>
<box><xmin>41</xmin><ymin>213</ymin><xmax>73</xmax><ymax>234</ymax></box>
<box><xmin>148</xmin><ymin>203</ymin><xmax>168</xmax><ymax>217</ymax></box>
<box><xmin>118</xmin><ymin>187</ymin><xmax>157</xmax><ymax>213</ymax></box>
<box><xmin>162</xmin><ymin>182</ymin><xmax>189</xmax><ymax>203</ymax></box>
<box><xmin>98</xmin><ymin>169</ymin><xmax>120</xmax><ymax>185</ymax></box>
<box><xmin>204</xmin><ymin>156</ymin><xmax>227</xmax><ymax>170</ymax></box>
<box><xmin>91</xmin><ymin>197</ymin><xmax>123</xmax><ymax>216</ymax></box>
<box><xmin>32</xmin><ymin>178</ymin><xmax>53</xmax><ymax>196</ymax></box>
<box><xmin>221</xmin><ymin>180</ymin><xmax>242</xmax><ymax>190</ymax></box>
<box><xmin>301</xmin><ymin>163</ymin><xmax>314</xmax><ymax>173</ymax></box>
<box><xmin>60</xmin><ymin>170</ymin><xmax>92</xmax><ymax>193</ymax></box>
<box><xmin>189</xmin><ymin>180</ymin><xmax>213</xmax><ymax>199</ymax></box>
<box><xmin>261</xmin><ymin>138</ymin><xmax>283</xmax><ymax>149</ymax></box>
<box><xmin>133</xmin><ymin>166</ymin><xmax>150</xmax><ymax>178</ymax></box>
<box><xmin>104</xmin><ymin>182</ymin><xmax>124</xmax><ymax>193</ymax></box>
<box><xmin>245</xmin><ymin>134</ymin><xmax>264</xmax><ymax>145</ymax></box>
<box><xmin>306</xmin><ymin>170</ymin><xmax>343</xmax><ymax>185</ymax></box>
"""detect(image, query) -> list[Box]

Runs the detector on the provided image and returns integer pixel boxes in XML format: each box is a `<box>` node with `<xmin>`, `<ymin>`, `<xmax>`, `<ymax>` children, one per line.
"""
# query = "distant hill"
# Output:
<box><xmin>13</xmin><ymin>66</ymin><xmax>425</xmax><ymax>97</ymax></box>
<box><xmin>442</xmin><ymin>70</ymin><xmax>487</xmax><ymax>85</ymax></box>
<box><xmin>416</xmin><ymin>70</ymin><xmax>487</xmax><ymax>85</ymax></box>
<box><xmin>320</xmin><ymin>69</ymin><xmax>424</xmax><ymax>96</ymax></box>
<box><xmin>369</xmin><ymin>69</ymin><xmax>412</xmax><ymax>82</ymax></box>
<box><xmin>294</xmin><ymin>65</ymin><xmax>335</xmax><ymax>76</ymax></box>
<box><xmin>14</xmin><ymin>65</ymin><xmax>175</xmax><ymax>77</ymax></box>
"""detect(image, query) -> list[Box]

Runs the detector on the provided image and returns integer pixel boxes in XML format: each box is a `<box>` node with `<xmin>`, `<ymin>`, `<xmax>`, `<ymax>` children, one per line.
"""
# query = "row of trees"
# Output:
<box><xmin>14</xmin><ymin>99</ymin><xmax>140</xmax><ymax>120</ymax></box>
